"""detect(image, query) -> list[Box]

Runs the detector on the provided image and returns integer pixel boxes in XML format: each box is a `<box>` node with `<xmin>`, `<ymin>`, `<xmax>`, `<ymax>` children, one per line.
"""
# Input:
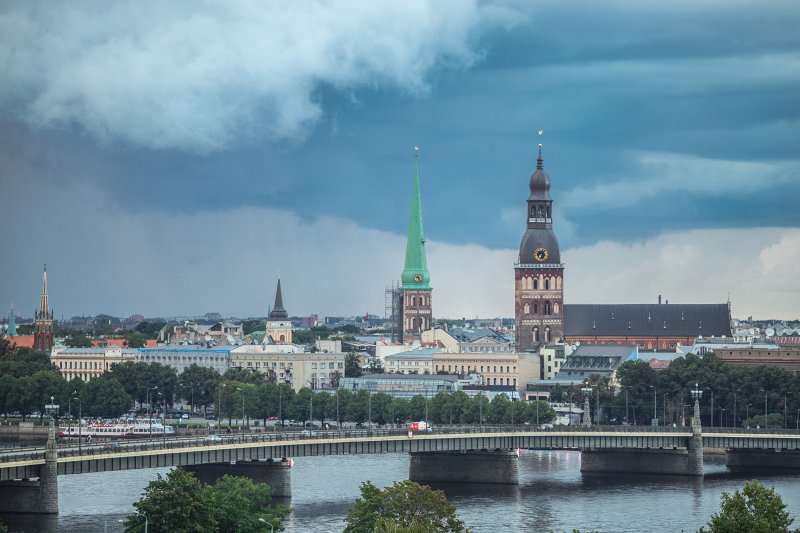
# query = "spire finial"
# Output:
<box><xmin>537</xmin><ymin>130</ymin><xmax>544</xmax><ymax>168</ymax></box>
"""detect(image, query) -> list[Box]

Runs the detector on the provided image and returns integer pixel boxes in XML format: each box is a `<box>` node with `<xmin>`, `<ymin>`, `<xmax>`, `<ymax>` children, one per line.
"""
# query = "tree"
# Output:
<box><xmin>125</xmin><ymin>468</ymin><xmax>215</xmax><ymax>533</ymax></box>
<box><xmin>64</xmin><ymin>334</ymin><xmax>93</xmax><ymax>348</ymax></box>
<box><xmin>122</xmin><ymin>332</ymin><xmax>147</xmax><ymax>348</ymax></box>
<box><xmin>345</xmin><ymin>352</ymin><xmax>363</xmax><ymax>378</ymax></box>
<box><xmin>125</xmin><ymin>469</ymin><xmax>290</xmax><ymax>533</ymax></box>
<box><xmin>344</xmin><ymin>480</ymin><xmax>469</xmax><ymax>533</ymax></box>
<box><xmin>178</xmin><ymin>364</ymin><xmax>221</xmax><ymax>413</ymax></box>
<box><xmin>209</xmin><ymin>475</ymin><xmax>290</xmax><ymax>532</ymax></box>
<box><xmin>699</xmin><ymin>480</ymin><xmax>798</xmax><ymax>533</ymax></box>
<box><xmin>134</xmin><ymin>320</ymin><xmax>167</xmax><ymax>339</ymax></box>
<box><xmin>82</xmin><ymin>376</ymin><xmax>133</xmax><ymax>417</ymax></box>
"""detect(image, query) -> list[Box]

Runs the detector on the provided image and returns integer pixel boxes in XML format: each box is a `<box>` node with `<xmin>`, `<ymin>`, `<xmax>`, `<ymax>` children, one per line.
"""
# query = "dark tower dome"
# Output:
<box><xmin>528</xmin><ymin>149</ymin><xmax>552</xmax><ymax>201</ymax></box>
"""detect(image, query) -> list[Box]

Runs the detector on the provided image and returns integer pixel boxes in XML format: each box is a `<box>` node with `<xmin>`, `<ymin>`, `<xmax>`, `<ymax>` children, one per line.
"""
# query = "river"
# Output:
<box><xmin>1</xmin><ymin>446</ymin><xmax>799</xmax><ymax>532</ymax></box>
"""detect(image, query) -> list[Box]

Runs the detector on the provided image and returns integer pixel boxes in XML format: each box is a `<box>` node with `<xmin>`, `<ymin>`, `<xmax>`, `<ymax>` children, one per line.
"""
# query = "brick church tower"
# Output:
<box><xmin>400</xmin><ymin>148</ymin><xmax>432</xmax><ymax>343</ymax></box>
<box><xmin>34</xmin><ymin>264</ymin><xmax>54</xmax><ymax>352</ymax></box>
<box><xmin>515</xmin><ymin>135</ymin><xmax>564</xmax><ymax>351</ymax></box>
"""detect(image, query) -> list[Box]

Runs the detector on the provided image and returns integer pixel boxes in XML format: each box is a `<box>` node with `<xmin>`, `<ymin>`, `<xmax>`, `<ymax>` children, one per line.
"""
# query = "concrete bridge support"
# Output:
<box><xmin>182</xmin><ymin>459</ymin><xmax>292</xmax><ymax>498</ymax></box>
<box><xmin>0</xmin><ymin>420</ymin><xmax>59</xmax><ymax>514</ymax></box>
<box><xmin>581</xmin><ymin>446</ymin><xmax>703</xmax><ymax>476</ymax></box>
<box><xmin>409</xmin><ymin>450</ymin><xmax>519</xmax><ymax>485</ymax></box>
<box><xmin>726</xmin><ymin>449</ymin><xmax>800</xmax><ymax>471</ymax></box>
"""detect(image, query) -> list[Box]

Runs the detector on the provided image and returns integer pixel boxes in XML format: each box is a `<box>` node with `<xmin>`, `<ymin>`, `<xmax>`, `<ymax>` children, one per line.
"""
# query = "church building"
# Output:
<box><xmin>514</xmin><ymin>137</ymin><xmax>564</xmax><ymax>351</ymax></box>
<box><xmin>34</xmin><ymin>264</ymin><xmax>54</xmax><ymax>352</ymax></box>
<box><xmin>400</xmin><ymin>149</ymin><xmax>432</xmax><ymax>343</ymax></box>
<box><xmin>265</xmin><ymin>279</ymin><xmax>292</xmax><ymax>344</ymax></box>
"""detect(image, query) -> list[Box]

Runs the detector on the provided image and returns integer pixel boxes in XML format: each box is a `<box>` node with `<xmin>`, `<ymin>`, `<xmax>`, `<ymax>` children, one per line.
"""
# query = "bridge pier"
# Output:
<box><xmin>182</xmin><ymin>458</ymin><xmax>292</xmax><ymax>498</ymax></box>
<box><xmin>581</xmin><ymin>446</ymin><xmax>703</xmax><ymax>476</ymax></box>
<box><xmin>0</xmin><ymin>419</ymin><xmax>59</xmax><ymax>514</ymax></box>
<box><xmin>409</xmin><ymin>450</ymin><xmax>519</xmax><ymax>485</ymax></box>
<box><xmin>726</xmin><ymin>449</ymin><xmax>800</xmax><ymax>471</ymax></box>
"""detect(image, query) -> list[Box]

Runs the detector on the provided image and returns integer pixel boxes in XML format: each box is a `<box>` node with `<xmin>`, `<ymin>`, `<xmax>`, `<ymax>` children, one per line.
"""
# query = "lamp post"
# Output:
<box><xmin>761</xmin><ymin>388</ymin><xmax>768</xmax><ymax>429</ymax></box>
<box><xmin>649</xmin><ymin>386</ymin><xmax>657</xmax><ymax>426</ymax></box>
<box><xmin>72</xmin><ymin>392</ymin><xmax>82</xmax><ymax>452</ymax></box>
<box><xmin>368</xmin><ymin>391</ymin><xmax>372</xmax><ymax>429</ymax></box>
<box><xmin>147</xmin><ymin>386</ymin><xmax>158</xmax><ymax>437</ymax></box>
<box><xmin>663</xmin><ymin>393</ymin><xmax>669</xmax><ymax>427</ymax></box>
<box><xmin>278</xmin><ymin>385</ymin><xmax>283</xmax><ymax>428</ymax></box>
<box><xmin>218</xmin><ymin>383</ymin><xmax>226</xmax><ymax>430</ymax></box>
<box><xmin>335</xmin><ymin>390</ymin><xmax>340</xmax><ymax>428</ymax></box>
<box><xmin>733</xmin><ymin>392</ymin><xmax>737</xmax><ymax>428</ymax></box>
<box><xmin>784</xmin><ymin>394</ymin><xmax>788</xmax><ymax>429</ymax></box>
<box><xmin>236</xmin><ymin>387</ymin><xmax>245</xmax><ymax>433</ymax></box>
<box><xmin>709</xmin><ymin>389</ymin><xmax>714</xmax><ymax>428</ymax></box>
<box><xmin>746</xmin><ymin>403</ymin><xmax>751</xmax><ymax>424</ymax></box>
<box><xmin>258</xmin><ymin>517</ymin><xmax>274</xmax><ymax>533</ymax></box>
<box><xmin>625</xmin><ymin>387</ymin><xmax>629</xmax><ymax>425</ymax></box>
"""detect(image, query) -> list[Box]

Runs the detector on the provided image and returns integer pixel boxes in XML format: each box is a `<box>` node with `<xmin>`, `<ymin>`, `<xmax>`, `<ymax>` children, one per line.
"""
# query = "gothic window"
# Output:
<box><xmin>544</xmin><ymin>301</ymin><xmax>552</xmax><ymax>315</ymax></box>
<box><xmin>538</xmin><ymin>205</ymin><xmax>544</xmax><ymax>217</ymax></box>
<box><xmin>523</xmin><ymin>303</ymin><xmax>530</xmax><ymax>314</ymax></box>
<box><xmin>410</xmin><ymin>296</ymin><xmax>416</xmax><ymax>306</ymax></box>
<box><xmin>534</xmin><ymin>303</ymin><xmax>538</xmax><ymax>314</ymax></box>
<box><xmin>554</xmin><ymin>303</ymin><xmax>560</xmax><ymax>314</ymax></box>
<box><xmin>544</xmin><ymin>278</ymin><xmax>550</xmax><ymax>290</ymax></box>
<box><xmin>533</xmin><ymin>278</ymin><xmax>538</xmax><ymax>289</ymax></box>
<box><xmin>545</xmin><ymin>327</ymin><xmax>551</xmax><ymax>342</ymax></box>
<box><xmin>556</xmin><ymin>276</ymin><xmax>562</xmax><ymax>290</ymax></box>
<box><xmin>533</xmin><ymin>327</ymin><xmax>539</xmax><ymax>342</ymax></box>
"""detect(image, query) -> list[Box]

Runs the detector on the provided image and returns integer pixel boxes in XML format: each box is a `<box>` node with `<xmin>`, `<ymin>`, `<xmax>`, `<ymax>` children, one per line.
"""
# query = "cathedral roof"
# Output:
<box><xmin>519</xmin><ymin>229</ymin><xmax>561</xmax><ymax>264</ymax></box>
<box><xmin>564</xmin><ymin>304</ymin><xmax>732</xmax><ymax>338</ymax></box>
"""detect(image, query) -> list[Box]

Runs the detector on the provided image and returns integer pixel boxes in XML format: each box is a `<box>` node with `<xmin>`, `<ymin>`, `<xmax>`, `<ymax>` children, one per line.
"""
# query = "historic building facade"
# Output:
<box><xmin>400</xmin><ymin>151</ymin><xmax>432</xmax><ymax>342</ymax></box>
<box><xmin>34</xmin><ymin>265</ymin><xmax>55</xmax><ymax>353</ymax></box>
<box><xmin>514</xmin><ymin>140</ymin><xmax>564</xmax><ymax>351</ymax></box>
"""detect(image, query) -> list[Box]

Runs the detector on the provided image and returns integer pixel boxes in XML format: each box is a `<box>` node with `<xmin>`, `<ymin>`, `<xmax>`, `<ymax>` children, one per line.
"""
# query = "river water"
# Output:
<box><xmin>1</xmin><ymin>445</ymin><xmax>799</xmax><ymax>532</ymax></box>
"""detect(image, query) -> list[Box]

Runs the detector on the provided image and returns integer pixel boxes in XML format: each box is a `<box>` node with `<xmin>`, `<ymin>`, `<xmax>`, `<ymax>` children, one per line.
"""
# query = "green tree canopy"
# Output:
<box><xmin>125</xmin><ymin>469</ymin><xmax>289</xmax><ymax>533</ymax></box>
<box><xmin>344</xmin><ymin>480</ymin><xmax>469</xmax><ymax>533</ymax></box>
<box><xmin>699</xmin><ymin>480</ymin><xmax>798</xmax><ymax>533</ymax></box>
<box><xmin>345</xmin><ymin>352</ymin><xmax>363</xmax><ymax>378</ymax></box>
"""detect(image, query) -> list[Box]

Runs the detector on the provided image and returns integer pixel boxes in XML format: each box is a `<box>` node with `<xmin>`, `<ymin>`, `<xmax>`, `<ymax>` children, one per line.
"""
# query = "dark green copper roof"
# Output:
<box><xmin>401</xmin><ymin>153</ymin><xmax>431</xmax><ymax>289</ymax></box>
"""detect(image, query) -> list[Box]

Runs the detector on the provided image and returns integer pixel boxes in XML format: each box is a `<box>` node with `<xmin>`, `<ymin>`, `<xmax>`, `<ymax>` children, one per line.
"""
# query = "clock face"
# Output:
<box><xmin>534</xmin><ymin>248</ymin><xmax>549</xmax><ymax>262</ymax></box>
<box><xmin>413</xmin><ymin>273</ymin><xmax>423</xmax><ymax>282</ymax></box>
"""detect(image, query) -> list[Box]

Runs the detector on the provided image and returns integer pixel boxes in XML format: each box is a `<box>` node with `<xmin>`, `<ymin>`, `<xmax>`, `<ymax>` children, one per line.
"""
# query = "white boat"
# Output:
<box><xmin>58</xmin><ymin>419</ymin><xmax>175</xmax><ymax>439</ymax></box>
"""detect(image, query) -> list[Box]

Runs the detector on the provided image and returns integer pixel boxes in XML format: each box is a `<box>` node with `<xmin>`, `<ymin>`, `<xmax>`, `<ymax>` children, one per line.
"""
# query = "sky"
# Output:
<box><xmin>1</xmin><ymin>1</ymin><xmax>799</xmax><ymax>321</ymax></box>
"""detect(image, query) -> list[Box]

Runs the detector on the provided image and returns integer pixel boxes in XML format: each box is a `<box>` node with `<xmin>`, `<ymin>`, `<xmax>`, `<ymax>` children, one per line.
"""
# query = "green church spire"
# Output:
<box><xmin>401</xmin><ymin>148</ymin><xmax>431</xmax><ymax>289</ymax></box>
<box><xmin>7</xmin><ymin>304</ymin><xmax>16</xmax><ymax>336</ymax></box>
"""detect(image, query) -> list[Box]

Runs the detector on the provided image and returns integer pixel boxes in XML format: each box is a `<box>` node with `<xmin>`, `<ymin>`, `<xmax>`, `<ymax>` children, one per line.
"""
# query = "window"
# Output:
<box><xmin>544</xmin><ymin>301</ymin><xmax>551</xmax><ymax>315</ymax></box>
<box><xmin>544</xmin><ymin>278</ymin><xmax>550</xmax><ymax>290</ymax></box>
<box><xmin>311</xmin><ymin>362</ymin><xmax>317</xmax><ymax>369</ymax></box>
<box><xmin>533</xmin><ymin>278</ymin><xmax>538</xmax><ymax>289</ymax></box>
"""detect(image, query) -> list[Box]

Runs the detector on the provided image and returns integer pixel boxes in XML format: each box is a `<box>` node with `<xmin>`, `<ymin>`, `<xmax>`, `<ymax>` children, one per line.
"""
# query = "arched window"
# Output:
<box><xmin>544</xmin><ymin>301</ymin><xmax>552</xmax><ymax>315</ymax></box>
<box><xmin>410</xmin><ymin>296</ymin><xmax>416</xmax><ymax>306</ymax></box>
<box><xmin>533</xmin><ymin>278</ymin><xmax>538</xmax><ymax>289</ymax></box>
<box><xmin>544</xmin><ymin>278</ymin><xmax>550</xmax><ymax>290</ymax></box>
<box><xmin>533</xmin><ymin>327</ymin><xmax>539</xmax><ymax>342</ymax></box>
<box><xmin>534</xmin><ymin>303</ymin><xmax>538</xmax><ymax>314</ymax></box>
<box><xmin>523</xmin><ymin>303</ymin><xmax>530</xmax><ymax>314</ymax></box>
<box><xmin>554</xmin><ymin>303</ymin><xmax>560</xmax><ymax>314</ymax></box>
<box><xmin>545</xmin><ymin>327</ymin><xmax>551</xmax><ymax>342</ymax></box>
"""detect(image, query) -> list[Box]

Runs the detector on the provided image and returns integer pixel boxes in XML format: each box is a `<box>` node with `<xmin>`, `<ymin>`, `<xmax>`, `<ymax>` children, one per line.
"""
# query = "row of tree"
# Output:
<box><xmin>546</xmin><ymin>353</ymin><xmax>800</xmax><ymax>428</ymax></box>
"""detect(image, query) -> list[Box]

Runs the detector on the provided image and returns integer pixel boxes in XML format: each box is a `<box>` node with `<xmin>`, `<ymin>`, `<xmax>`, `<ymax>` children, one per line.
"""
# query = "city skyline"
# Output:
<box><xmin>1</xmin><ymin>2</ymin><xmax>798</xmax><ymax>319</ymax></box>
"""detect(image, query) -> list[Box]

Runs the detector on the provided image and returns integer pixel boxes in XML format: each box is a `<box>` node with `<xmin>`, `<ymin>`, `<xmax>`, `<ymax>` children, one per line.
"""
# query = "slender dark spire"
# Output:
<box><xmin>269</xmin><ymin>279</ymin><xmax>288</xmax><ymax>320</ymax></box>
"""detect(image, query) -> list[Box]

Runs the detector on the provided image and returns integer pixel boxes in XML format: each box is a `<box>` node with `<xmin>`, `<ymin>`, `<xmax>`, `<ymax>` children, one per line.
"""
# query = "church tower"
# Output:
<box><xmin>400</xmin><ymin>148</ymin><xmax>432</xmax><ymax>342</ymax></box>
<box><xmin>6</xmin><ymin>304</ymin><xmax>17</xmax><ymax>336</ymax></box>
<box><xmin>34</xmin><ymin>264</ymin><xmax>55</xmax><ymax>352</ymax></box>
<box><xmin>265</xmin><ymin>279</ymin><xmax>292</xmax><ymax>344</ymax></box>
<box><xmin>515</xmin><ymin>134</ymin><xmax>564</xmax><ymax>351</ymax></box>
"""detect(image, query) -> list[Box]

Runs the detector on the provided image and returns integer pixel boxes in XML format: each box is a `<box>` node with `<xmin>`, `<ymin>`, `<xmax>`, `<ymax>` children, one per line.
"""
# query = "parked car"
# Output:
<box><xmin>300</xmin><ymin>429</ymin><xmax>317</xmax><ymax>437</ymax></box>
<box><xmin>181</xmin><ymin>414</ymin><xmax>189</xmax><ymax>419</ymax></box>
<box><xmin>204</xmin><ymin>434</ymin><xmax>223</xmax><ymax>442</ymax></box>
<box><xmin>103</xmin><ymin>442</ymin><xmax>121</xmax><ymax>451</ymax></box>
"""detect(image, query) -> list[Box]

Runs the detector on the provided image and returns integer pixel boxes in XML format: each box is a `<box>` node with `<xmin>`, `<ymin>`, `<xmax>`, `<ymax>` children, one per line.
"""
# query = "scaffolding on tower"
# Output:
<box><xmin>385</xmin><ymin>281</ymin><xmax>402</xmax><ymax>344</ymax></box>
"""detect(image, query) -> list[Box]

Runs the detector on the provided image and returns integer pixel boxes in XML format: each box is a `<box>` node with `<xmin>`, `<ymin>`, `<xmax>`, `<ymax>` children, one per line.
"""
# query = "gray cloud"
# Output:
<box><xmin>0</xmin><ymin>1</ymin><xmax>515</xmax><ymax>152</ymax></box>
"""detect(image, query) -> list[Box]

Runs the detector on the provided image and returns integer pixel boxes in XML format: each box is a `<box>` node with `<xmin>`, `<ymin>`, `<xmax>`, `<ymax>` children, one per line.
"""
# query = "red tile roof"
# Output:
<box><xmin>648</xmin><ymin>358</ymin><xmax>672</xmax><ymax>370</ymax></box>
<box><xmin>4</xmin><ymin>335</ymin><xmax>35</xmax><ymax>348</ymax></box>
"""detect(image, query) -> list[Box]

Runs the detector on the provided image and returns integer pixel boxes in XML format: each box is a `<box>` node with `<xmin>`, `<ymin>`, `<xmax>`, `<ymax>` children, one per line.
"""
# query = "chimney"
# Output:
<box><xmin>658</xmin><ymin>295</ymin><xmax>662</xmax><ymax>304</ymax></box>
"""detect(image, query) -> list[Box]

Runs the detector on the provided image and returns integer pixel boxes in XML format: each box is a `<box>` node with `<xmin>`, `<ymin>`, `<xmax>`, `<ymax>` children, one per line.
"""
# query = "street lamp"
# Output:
<box><xmin>72</xmin><ymin>392</ymin><xmax>82</xmax><ymax>453</ymax></box>
<box><xmin>625</xmin><ymin>387</ymin><xmax>629</xmax><ymax>425</ymax></box>
<box><xmin>761</xmin><ymin>388</ymin><xmax>768</xmax><ymax>429</ymax></box>
<box><xmin>581</xmin><ymin>386</ymin><xmax>592</xmax><ymax>427</ymax></box>
<box><xmin>663</xmin><ymin>393</ymin><xmax>669</xmax><ymax>427</ymax></box>
<box><xmin>649</xmin><ymin>386</ymin><xmax>657</xmax><ymax>426</ymax></box>
<box><xmin>690</xmin><ymin>383</ymin><xmax>703</xmax><ymax>428</ymax></box>
<box><xmin>147</xmin><ymin>386</ymin><xmax>158</xmax><ymax>437</ymax></box>
<box><xmin>258</xmin><ymin>517</ymin><xmax>274</xmax><ymax>533</ymax></box>
<box><xmin>236</xmin><ymin>387</ymin><xmax>245</xmax><ymax>433</ymax></box>
<box><xmin>218</xmin><ymin>383</ymin><xmax>226</xmax><ymax>430</ymax></box>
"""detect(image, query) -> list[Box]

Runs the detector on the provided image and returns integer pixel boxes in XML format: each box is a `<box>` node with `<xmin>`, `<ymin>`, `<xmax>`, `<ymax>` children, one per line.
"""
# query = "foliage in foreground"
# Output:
<box><xmin>699</xmin><ymin>480</ymin><xmax>798</xmax><ymax>533</ymax></box>
<box><xmin>344</xmin><ymin>479</ymin><xmax>469</xmax><ymax>533</ymax></box>
<box><xmin>124</xmin><ymin>469</ymin><xmax>289</xmax><ymax>533</ymax></box>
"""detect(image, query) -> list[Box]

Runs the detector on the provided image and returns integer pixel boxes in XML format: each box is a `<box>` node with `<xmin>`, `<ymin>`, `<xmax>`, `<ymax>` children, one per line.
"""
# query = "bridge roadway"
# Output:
<box><xmin>2</xmin><ymin>425</ymin><xmax>799</xmax><ymax>481</ymax></box>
